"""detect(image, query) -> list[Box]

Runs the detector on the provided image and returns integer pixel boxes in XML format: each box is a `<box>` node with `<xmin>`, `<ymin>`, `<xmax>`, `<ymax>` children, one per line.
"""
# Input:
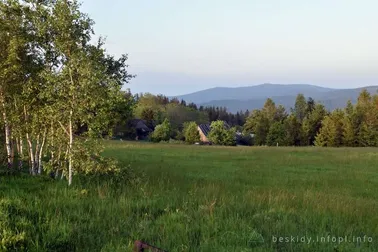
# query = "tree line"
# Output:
<box><xmin>118</xmin><ymin>90</ymin><xmax>378</xmax><ymax>148</ymax></box>
<box><xmin>0</xmin><ymin>0</ymin><xmax>133</xmax><ymax>184</ymax></box>
<box><xmin>243</xmin><ymin>90</ymin><xmax>378</xmax><ymax>147</ymax></box>
<box><xmin>117</xmin><ymin>93</ymin><xmax>249</xmax><ymax>140</ymax></box>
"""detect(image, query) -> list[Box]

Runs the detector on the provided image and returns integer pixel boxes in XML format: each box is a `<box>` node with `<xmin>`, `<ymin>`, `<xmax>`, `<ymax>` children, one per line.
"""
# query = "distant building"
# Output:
<box><xmin>114</xmin><ymin>119</ymin><xmax>152</xmax><ymax>140</ymax></box>
<box><xmin>197</xmin><ymin>122</ymin><xmax>231</xmax><ymax>143</ymax></box>
<box><xmin>197</xmin><ymin>124</ymin><xmax>211</xmax><ymax>143</ymax></box>
<box><xmin>131</xmin><ymin>119</ymin><xmax>153</xmax><ymax>140</ymax></box>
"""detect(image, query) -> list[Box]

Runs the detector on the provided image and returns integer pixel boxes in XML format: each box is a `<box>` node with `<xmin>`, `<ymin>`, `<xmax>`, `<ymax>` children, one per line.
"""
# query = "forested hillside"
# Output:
<box><xmin>171</xmin><ymin>84</ymin><xmax>378</xmax><ymax>113</ymax></box>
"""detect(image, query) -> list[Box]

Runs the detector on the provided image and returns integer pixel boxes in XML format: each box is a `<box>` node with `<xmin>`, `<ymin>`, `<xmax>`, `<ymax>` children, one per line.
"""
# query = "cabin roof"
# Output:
<box><xmin>198</xmin><ymin>121</ymin><xmax>231</xmax><ymax>136</ymax></box>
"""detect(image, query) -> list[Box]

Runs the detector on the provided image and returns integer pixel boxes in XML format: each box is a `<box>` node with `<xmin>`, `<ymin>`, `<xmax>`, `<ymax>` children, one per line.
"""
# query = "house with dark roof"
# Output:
<box><xmin>131</xmin><ymin>119</ymin><xmax>153</xmax><ymax>140</ymax></box>
<box><xmin>197</xmin><ymin>122</ymin><xmax>231</xmax><ymax>143</ymax></box>
<box><xmin>114</xmin><ymin>119</ymin><xmax>153</xmax><ymax>140</ymax></box>
<box><xmin>197</xmin><ymin>124</ymin><xmax>211</xmax><ymax>142</ymax></box>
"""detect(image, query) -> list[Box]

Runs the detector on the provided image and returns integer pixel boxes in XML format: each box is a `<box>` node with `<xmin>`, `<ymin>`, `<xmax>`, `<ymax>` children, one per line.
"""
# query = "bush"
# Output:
<box><xmin>208</xmin><ymin>120</ymin><xmax>236</xmax><ymax>146</ymax></box>
<box><xmin>150</xmin><ymin>119</ymin><xmax>171</xmax><ymax>142</ymax></box>
<box><xmin>174</xmin><ymin>129</ymin><xmax>185</xmax><ymax>141</ymax></box>
<box><xmin>183</xmin><ymin>122</ymin><xmax>200</xmax><ymax>144</ymax></box>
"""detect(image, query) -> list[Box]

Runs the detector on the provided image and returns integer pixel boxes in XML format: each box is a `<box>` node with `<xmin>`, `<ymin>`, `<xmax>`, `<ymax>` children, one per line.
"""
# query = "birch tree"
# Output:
<box><xmin>47</xmin><ymin>0</ymin><xmax>133</xmax><ymax>184</ymax></box>
<box><xmin>0</xmin><ymin>0</ymin><xmax>32</xmax><ymax>169</ymax></box>
<box><xmin>0</xmin><ymin>0</ymin><xmax>133</xmax><ymax>183</ymax></box>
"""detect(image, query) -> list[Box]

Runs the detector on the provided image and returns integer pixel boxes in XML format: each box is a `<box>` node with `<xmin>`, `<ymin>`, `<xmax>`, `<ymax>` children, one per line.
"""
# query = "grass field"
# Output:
<box><xmin>1</xmin><ymin>141</ymin><xmax>378</xmax><ymax>251</ymax></box>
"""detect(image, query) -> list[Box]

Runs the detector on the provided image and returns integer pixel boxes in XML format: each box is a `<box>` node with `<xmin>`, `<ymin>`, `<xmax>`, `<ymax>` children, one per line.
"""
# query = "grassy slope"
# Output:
<box><xmin>1</xmin><ymin>141</ymin><xmax>378</xmax><ymax>251</ymax></box>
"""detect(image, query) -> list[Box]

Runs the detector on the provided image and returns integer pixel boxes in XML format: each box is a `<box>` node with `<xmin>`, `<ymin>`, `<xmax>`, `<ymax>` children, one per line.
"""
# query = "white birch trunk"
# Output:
<box><xmin>38</xmin><ymin>129</ymin><xmax>47</xmax><ymax>174</ymax></box>
<box><xmin>26</xmin><ymin>135</ymin><xmax>34</xmax><ymax>175</ymax></box>
<box><xmin>55</xmin><ymin>146</ymin><xmax>61</xmax><ymax>179</ymax></box>
<box><xmin>16</xmin><ymin>137</ymin><xmax>23</xmax><ymax>170</ymax></box>
<box><xmin>34</xmin><ymin>134</ymin><xmax>40</xmax><ymax>174</ymax></box>
<box><xmin>26</xmin><ymin>133</ymin><xmax>35</xmax><ymax>175</ymax></box>
<box><xmin>19</xmin><ymin>137</ymin><xmax>23</xmax><ymax>170</ymax></box>
<box><xmin>68</xmin><ymin>110</ymin><xmax>73</xmax><ymax>186</ymax></box>
<box><xmin>24</xmin><ymin>105</ymin><xmax>35</xmax><ymax>175</ymax></box>
<box><xmin>11</xmin><ymin>138</ymin><xmax>15</xmax><ymax>168</ymax></box>
<box><xmin>51</xmin><ymin>124</ymin><xmax>54</xmax><ymax>166</ymax></box>
<box><xmin>1</xmin><ymin>96</ymin><xmax>13</xmax><ymax>169</ymax></box>
<box><xmin>68</xmin><ymin>65</ymin><xmax>75</xmax><ymax>186</ymax></box>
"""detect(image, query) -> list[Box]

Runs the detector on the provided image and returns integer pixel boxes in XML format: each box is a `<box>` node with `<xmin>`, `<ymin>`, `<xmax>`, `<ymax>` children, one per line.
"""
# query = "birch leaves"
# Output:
<box><xmin>0</xmin><ymin>0</ymin><xmax>133</xmax><ymax>184</ymax></box>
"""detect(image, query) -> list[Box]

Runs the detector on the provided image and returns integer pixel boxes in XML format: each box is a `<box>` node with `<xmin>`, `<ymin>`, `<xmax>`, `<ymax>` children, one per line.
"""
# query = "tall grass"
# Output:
<box><xmin>1</xmin><ymin>141</ymin><xmax>377</xmax><ymax>251</ymax></box>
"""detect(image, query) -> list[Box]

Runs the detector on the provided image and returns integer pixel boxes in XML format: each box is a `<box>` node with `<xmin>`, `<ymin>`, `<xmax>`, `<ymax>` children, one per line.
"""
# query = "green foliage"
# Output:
<box><xmin>342</xmin><ymin>117</ymin><xmax>356</xmax><ymax>147</ymax></box>
<box><xmin>139</xmin><ymin>107</ymin><xmax>157</xmax><ymax>129</ymax></box>
<box><xmin>225</xmin><ymin>127</ymin><xmax>237</xmax><ymax>146</ymax></box>
<box><xmin>274</xmin><ymin>105</ymin><xmax>288</xmax><ymax>122</ymax></box>
<box><xmin>262</xmin><ymin>98</ymin><xmax>277</xmax><ymax>123</ymax></box>
<box><xmin>134</xmin><ymin>94</ymin><xmax>208</xmax><ymax>135</ymax></box>
<box><xmin>293</xmin><ymin>94</ymin><xmax>307</xmax><ymax>122</ymax></box>
<box><xmin>244</xmin><ymin>110</ymin><xmax>269</xmax><ymax>146</ymax></box>
<box><xmin>302</xmin><ymin>104</ymin><xmax>327</xmax><ymax>145</ymax></box>
<box><xmin>0</xmin><ymin>0</ymin><xmax>134</xmax><ymax>183</ymax></box>
<box><xmin>0</xmin><ymin>199</ymin><xmax>27</xmax><ymax>251</ymax></box>
<box><xmin>314</xmin><ymin>116</ymin><xmax>334</xmax><ymax>147</ymax></box>
<box><xmin>358</xmin><ymin>122</ymin><xmax>378</xmax><ymax>147</ymax></box>
<box><xmin>242</xmin><ymin>90</ymin><xmax>378</xmax><ymax>147</ymax></box>
<box><xmin>208</xmin><ymin>120</ymin><xmax>236</xmax><ymax>146</ymax></box>
<box><xmin>306</xmin><ymin>97</ymin><xmax>316</xmax><ymax>115</ymax></box>
<box><xmin>314</xmin><ymin>110</ymin><xmax>344</xmax><ymax>147</ymax></box>
<box><xmin>183</xmin><ymin>122</ymin><xmax>200</xmax><ymax>144</ymax></box>
<box><xmin>72</xmin><ymin>138</ymin><xmax>120</xmax><ymax>175</ymax></box>
<box><xmin>266</xmin><ymin>122</ymin><xmax>286</xmax><ymax>146</ymax></box>
<box><xmin>283</xmin><ymin>114</ymin><xmax>301</xmax><ymax>146</ymax></box>
<box><xmin>243</xmin><ymin>99</ymin><xmax>288</xmax><ymax>146</ymax></box>
<box><xmin>150</xmin><ymin>118</ymin><xmax>171</xmax><ymax>143</ymax></box>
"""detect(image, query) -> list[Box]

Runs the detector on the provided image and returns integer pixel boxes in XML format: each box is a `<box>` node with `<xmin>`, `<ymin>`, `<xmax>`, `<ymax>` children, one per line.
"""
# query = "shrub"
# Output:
<box><xmin>150</xmin><ymin>119</ymin><xmax>171</xmax><ymax>142</ymax></box>
<box><xmin>208</xmin><ymin>120</ymin><xmax>236</xmax><ymax>146</ymax></box>
<box><xmin>174</xmin><ymin>129</ymin><xmax>185</xmax><ymax>141</ymax></box>
<box><xmin>183</xmin><ymin>122</ymin><xmax>200</xmax><ymax>144</ymax></box>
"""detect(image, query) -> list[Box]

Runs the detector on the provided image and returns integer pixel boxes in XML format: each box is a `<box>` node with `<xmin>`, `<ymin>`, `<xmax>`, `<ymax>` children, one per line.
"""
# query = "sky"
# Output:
<box><xmin>81</xmin><ymin>0</ymin><xmax>378</xmax><ymax>96</ymax></box>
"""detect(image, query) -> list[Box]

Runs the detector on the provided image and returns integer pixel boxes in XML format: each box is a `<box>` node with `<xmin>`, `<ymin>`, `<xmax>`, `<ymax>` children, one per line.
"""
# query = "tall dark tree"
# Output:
<box><xmin>302</xmin><ymin>104</ymin><xmax>327</xmax><ymax>145</ymax></box>
<box><xmin>284</xmin><ymin>114</ymin><xmax>302</xmax><ymax>146</ymax></box>
<box><xmin>293</xmin><ymin>94</ymin><xmax>307</xmax><ymax>122</ymax></box>
<box><xmin>306</xmin><ymin>97</ymin><xmax>316</xmax><ymax>115</ymax></box>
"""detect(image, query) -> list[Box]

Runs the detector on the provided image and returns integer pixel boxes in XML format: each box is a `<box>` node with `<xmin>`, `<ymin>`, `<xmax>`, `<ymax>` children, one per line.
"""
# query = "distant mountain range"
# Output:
<box><xmin>171</xmin><ymin>84</ymin><xmax>378</xmax><ymax>113</ymax></box>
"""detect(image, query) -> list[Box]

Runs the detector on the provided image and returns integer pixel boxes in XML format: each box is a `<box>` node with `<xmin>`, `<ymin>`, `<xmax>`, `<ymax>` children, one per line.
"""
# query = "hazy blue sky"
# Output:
<box><xmin>81</xmin><ymin>0</ymin><xmax>378</xmax><ymax>95</ymax></box>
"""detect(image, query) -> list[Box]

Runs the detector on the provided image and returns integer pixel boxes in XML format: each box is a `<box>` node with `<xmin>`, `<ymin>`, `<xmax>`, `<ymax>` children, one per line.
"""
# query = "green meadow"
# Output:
<box><xmin>1</xmin><ymin>141</ymin><xmax>378</xmax><ymax>251</ymax></box>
